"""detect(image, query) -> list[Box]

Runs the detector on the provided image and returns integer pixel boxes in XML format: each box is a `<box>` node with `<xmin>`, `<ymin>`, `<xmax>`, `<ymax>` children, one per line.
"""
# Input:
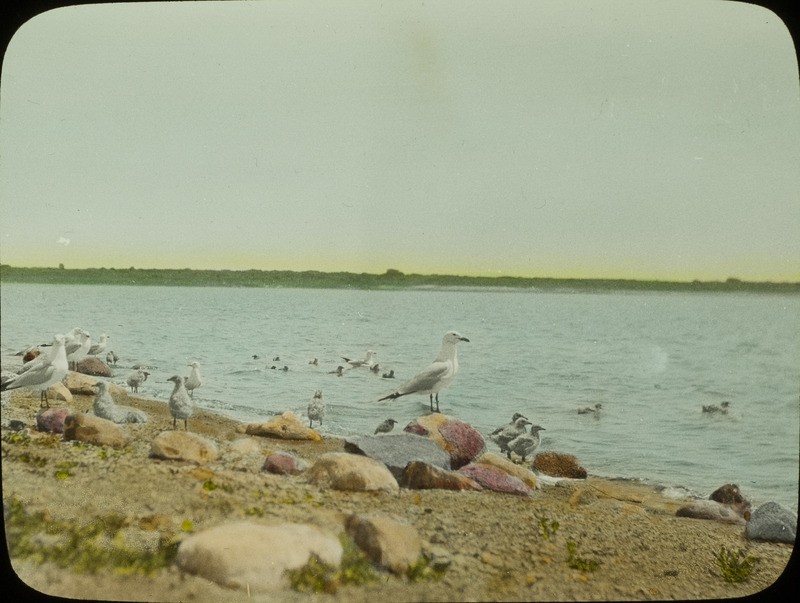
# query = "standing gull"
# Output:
<box><xmin>93</xmin><ymin>381</ymin><xmax>148</xmax><ymax>423</ymax></box>
<box><xmin>126</xmin><ymin>366</ymin><xmax>150</xmax><ymax>393</ymax></box>
<box><xmin>167</xmin><ymin>375</ymin><xmax>193</xmax><ymax>430</ymax></box>
<box><xmin>489</xmin><ymin>416</ymin><xmax>531</xmax><ymax>458</ymax></box>
<box><xmin>88</xmin><ymin>333</ymin><xmax>109</xmax><ymax>357</ymax></box>
<box><xmin>507</xmin><ymin>425</ymin><xmax>545</xmax><ymax>462</ymax></box>
<box><xmin>374</xmin><ymin>418</ymin><xmax>397</xmax><ymax>434</ymax></box>
<box><xmin>1</xmin><ymin>334</ymin><xmax>69</xmax><ymax>408</ymax></box>
<box><xmin>65</xmin><ymin>328</ymin><xmax>91</xmax><ymax>370</ymax></box>
<box><xmin>307</xmin><ymin>390</ymin><xmax>325</xmax><ymax>428</ymax></box>
<box><xmin>378</xmin><ymin>331</ymin><xmax>469</xmax><ymax>412</ymax></box>
<box><xmin>185</xmin><ymin>361</ymin><xmax>203</xmax><ymax>398</ymax></box>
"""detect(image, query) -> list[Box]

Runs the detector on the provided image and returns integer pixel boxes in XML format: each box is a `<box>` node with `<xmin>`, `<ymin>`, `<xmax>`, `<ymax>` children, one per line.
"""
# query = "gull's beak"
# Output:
<box><xmin>461</xmin><ymin>336</ymin><xmax>470</xmax><ymax>342</ymax></box>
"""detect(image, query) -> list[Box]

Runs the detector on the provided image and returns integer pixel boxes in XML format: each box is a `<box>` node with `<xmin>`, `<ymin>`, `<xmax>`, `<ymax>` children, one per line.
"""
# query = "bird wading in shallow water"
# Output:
<box><xmin>378</xmin><ymin>331</ymin><xmax>469</xmax><ymax>413</ymax></box>
<box><xmin>185</xmin><ymin>361</ymin><xmax>203</xmax><ymax>398</ymax></box>
<box><xmin>307</xmin><ymin>390</ymin><xmax>325</xmax><ymax>428</ymax></box>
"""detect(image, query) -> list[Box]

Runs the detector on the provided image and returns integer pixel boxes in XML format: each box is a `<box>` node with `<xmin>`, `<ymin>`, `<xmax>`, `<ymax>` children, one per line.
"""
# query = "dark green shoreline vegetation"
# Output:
<box><xmin>1</xmin><ymin>265</ymin><xmax>798</xmax><ymax>293</ymax></box>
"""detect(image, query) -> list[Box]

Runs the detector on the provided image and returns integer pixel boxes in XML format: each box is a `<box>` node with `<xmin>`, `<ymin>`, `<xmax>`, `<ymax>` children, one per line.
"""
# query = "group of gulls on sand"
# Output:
<box><xmin>1</xmin><ymin>328</ymin><xmax>203</xmax><ymax>431</ymax></box>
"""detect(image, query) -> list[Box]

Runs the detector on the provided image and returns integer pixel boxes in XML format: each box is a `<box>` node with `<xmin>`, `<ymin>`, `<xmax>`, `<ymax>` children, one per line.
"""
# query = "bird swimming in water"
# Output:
<box><xmin>506</xmin><ymin>425</ymin><xmax>545</xmax><ymax>462</ymax></box>
<box><xmin>382</xmin><ymin>370</ymin><xmax>395</xmax><ymax>379</ymax></box>
<box><xmin>378</xmin><ymin>331</ymin><xmax>469</xmax><ymax>412</ymax></box>
<box><xmin>702</xmin><ymin>401</ymin><xmax>730</xmax><ymax>414</ymax></box>
<box><xmin>489</xmin><ymin>415</ymin><xmax>531</xmax><ymax>458</ymax></box>
<box><xmin>167</xmin><ymin>375</ymin><xmax>193</xmax><ymax>430</ymax></box>
<box><xmin>309</xmin><ymin>358</ymin><xmax>319</xmax><ymax>366</ymax></box>
<box><xmin>307</xmin><ymin>390</ymin><xmax>324</xmax><ymax>428</ymax></box>
<box><xmin>374</xmin><ymin>418</ymin><xmax>397</xmax><ymax>434</ymax></box>
<box><xmin>577</xmin><ymin>403</ymin><xmax>603</xmax><ymax>415</ymax></box>
<box><xmin>93</xmin><ymin>381</ymin><xmax>148</xmax><ymax>423</ymax></box>
<box><xmin>342</xmin><ymin>350</ymin><xmax>377</xmax><ymax>369</ymax></box>
<box><xmin>328</xmin><ymin>366</ymin><xmax>345</xmax><ymax>376</ymax></box>
<box><xmin>185</xmin><ymin>361</ymin><xmax>203</xmax><ymax>398</ymax></box>
<box><xmin>1</xmin><ymin>334</ymin><xmax>69</xmax><ymax>408</ymax></box>
<box><xmin>126</xmin><ymin>366</ymin><xmax>150</xmax><ymax>393</ymax></box>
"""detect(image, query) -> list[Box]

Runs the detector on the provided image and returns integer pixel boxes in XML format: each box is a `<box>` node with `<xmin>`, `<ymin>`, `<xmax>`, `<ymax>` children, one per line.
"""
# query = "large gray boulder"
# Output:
<box><xmin>344</xmin><ymin>433</ymin><xmax>451</xmax><ymax>480</ymax></box>
<box><xmin>745</xmin><ymin>502</ymin><xmax>797</xmax><ymax>543</ymax></box>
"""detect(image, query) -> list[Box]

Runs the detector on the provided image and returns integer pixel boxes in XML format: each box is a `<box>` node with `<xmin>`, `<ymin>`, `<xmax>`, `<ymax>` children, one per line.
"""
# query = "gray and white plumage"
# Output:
<box><xmin>167</xmin><ymin>375</ymin><xmax>193</xmax><ymax>430</ymax></box>
<box><xmin>93</xmin><ymin>381</ymin><xmax>148</xmax><ymax>423</ymax></box>
<box><xmin>328</xmin><ymin>365</ymin><xmax>344</xmax><ymax>376</ymax></box>
<box><xmin>88</xmin><ymin>333</ymin><xmax>109</xmax><ymax>356</ymax></box>
<box><xmin>342</xmin><ymin>349</ymin><xmax>377</xmax><ymax>369</ymax></box>
<box><xmin>489</xmin><ymin>416</ymin><xmax>531</xmax><ymax>457</ymax></box>
<box><xmin>307</xmin><ymin>390</ymin><xmax>324</xmax><ymax>428</ymax></box>
<box><xmin>490</xmin><ymin>413</ymin><xmax>529</xmax><ymax>436</ymax></box>
<box><xmin>378</xmin><ymin>331</ymin><xmax>469</xmax><ymax>412</ymax></box>
<box><xmin>106</xmin><ymin>351</ymin><xmax>119</xmax><ymax>366</ymax></box>
<box><xmin>1</xmin><ymin>334</ymin><xmax>69</xmax><ymax>408</ymax></box>
<box><xmin>66</xmin><ymin>328</ymin><xmax>91</xmax><ymax>370</ymax></box>
<box><xmin>506</xmin><ymin>425</ymin><xmax>545</xmax><ymax>462</ymax></box>
<box><xmin>185</xmin><ymin>361</ymin><xmax>203</xmax><ymax>397</ymax></box>
<box><xmin>374</xmin><ymin>418</ymin><xmax>397</xmax><ymax>434</ymax></box>
<box><xmin>126</xmin><ymin>366</ymin><xmax>150</xmax><ymax>393</ymax></box>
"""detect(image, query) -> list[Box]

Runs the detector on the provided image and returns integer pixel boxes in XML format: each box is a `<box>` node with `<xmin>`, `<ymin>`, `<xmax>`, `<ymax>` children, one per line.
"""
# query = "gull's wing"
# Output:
<box><xmin>398</xmin><ymin>360</ymin><xmax>450</xmax><ymax>395</ymax></box>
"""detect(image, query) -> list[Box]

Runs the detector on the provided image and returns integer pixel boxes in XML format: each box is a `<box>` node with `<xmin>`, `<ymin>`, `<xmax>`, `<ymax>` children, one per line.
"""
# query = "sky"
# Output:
<box><xmin>0</xmin><ymin>0</ymin><xmax>798</xmax><ymax>281</ymax></box>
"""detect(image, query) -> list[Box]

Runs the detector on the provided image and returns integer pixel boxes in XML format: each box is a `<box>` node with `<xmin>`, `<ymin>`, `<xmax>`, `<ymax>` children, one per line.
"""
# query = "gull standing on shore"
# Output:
<box><xmin>185</xmin><ymin>361</ymin><xmax>203</xmax><ymax>398</ymax></box>
<box><xmin>0</xmin><ymin>334</ymin><xmax>69</xmax><ymax>408</ymax></box>
<box><xmin>167</xmin><ymin>375</ymin><xmax>193</xmax><ymax>430</ymax></box>
<box><xmin>507</xmin><ymin>425</ymin><xmax>545</xmax><ymax>462</ymax></box>
<box><xmin>378</xmin><ymin>331</ymin><xmax>469</xmax><ymax>412</ymax></box>
<box><xmin>88</xmin><ymin>333</ymin><xmax>110</xmax><ymax>357</ymax></box>
<box><xmin>307</xmin><ymin>390</ymin><xmax>324</xmax><ymax>428</ymax></box>
<box><xmin>93</xmin><ymin>381</ymin><xmax>148</xmax><ymax>423</ymax></box>
<box><xmin>65</xmin><ymin>328</ymin><xmax>91</xmax><ymax>370</ymax></box>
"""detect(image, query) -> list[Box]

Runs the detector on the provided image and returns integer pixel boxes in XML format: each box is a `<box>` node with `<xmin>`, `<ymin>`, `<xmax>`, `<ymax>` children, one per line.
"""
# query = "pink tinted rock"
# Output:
<box><xmin>458</xmin><ymin>464</ymin><xmax>533</xmax><ymax>497</ymax></box>
<box><xmin>262</xmin><ymin>452</ymin><xmax>307</xmax><ymax>475</ymax></box>
<box><xmin>36</xmin><ymin>407</ymin><xmax>70</xmax><ymax>434</ymax></box>
<box><xmin>403</xmin><ymin>414</ymin><xmax>485</xmax><ymax>469</ymax></box>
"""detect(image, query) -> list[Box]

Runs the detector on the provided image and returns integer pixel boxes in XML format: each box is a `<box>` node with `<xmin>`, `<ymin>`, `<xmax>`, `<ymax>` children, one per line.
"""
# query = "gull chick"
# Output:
<box><xmin>307</xmin><ymin>390</ymin><xmax>325</xmax><ymax>428</ymax></box>
<box><xmin>167</xmin><ymin>375</ymin><xmax>193</xmax><ymax>430</ymax></box>
<box><xmin>126</xmin><ymin>366</ymin><xmax>150</xmax><ymax>393</ymax></box>
<box><xmin>378</xmin><ymin>331</ymin><xmax>469</xmax><ymax>412</ymax></box>
<box><xmin>507</xmin><ymin>425</ymin><xmax>545</xmax><ymax>462</ymax></box>
<box><xmin>374</xmin><ymin>418</ymin><xmax>397</xmax><ymax>434</ymax></box>
<box><xmin>93</xmin><ymin>381</ymin><xmax>148</xmax><ymax>423</ymax></box>
<box><xmin>489</xmin><ymin>416</ymin><xmax>531</xmax><ymax>458</ymax></box>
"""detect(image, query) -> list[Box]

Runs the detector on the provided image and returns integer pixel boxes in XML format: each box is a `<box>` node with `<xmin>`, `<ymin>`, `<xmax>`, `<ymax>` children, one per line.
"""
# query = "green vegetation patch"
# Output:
<box><xmin>715</xmin><ymin>546</ymin><xmax>759</xmax><ymax>583</ymax></box>
<box><xmin>288</xmin><ymin>534</ymin><xmax>380</xmax><ymax>593</ymax></box>
<box><xmin>4</xmin><ymin>497</ymin><xmax>178</xmax><ymax>575</ymax></box>
<box><xmin>566</xmin><ymin>540</ymin><xmax>600</xmax><ymax>572</ymax></box>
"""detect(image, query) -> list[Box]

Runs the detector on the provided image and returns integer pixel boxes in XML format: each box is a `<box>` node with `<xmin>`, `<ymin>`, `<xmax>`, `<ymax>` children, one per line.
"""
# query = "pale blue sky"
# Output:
<box><xmin>1</xmin><ymin>0</ymin><xmax>798</xmax><ymax>280</ymax></box>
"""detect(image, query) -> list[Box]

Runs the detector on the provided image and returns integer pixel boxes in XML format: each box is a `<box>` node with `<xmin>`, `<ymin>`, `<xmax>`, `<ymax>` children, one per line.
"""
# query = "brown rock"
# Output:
<box><xmin>150</xmin><ymin>430</ymin><xmax>219</xmax><ymax>464</ymax></box>
<box><xmin>532</xmin><ymin>452</ymin><xmax>587</xmax><ymax>479</ymax></box>
<box><xmin>64</xmin><ymin>372</ymin><xmax>99</xmax><ymax>395</ymax></box>
<box><xmin>23</xmin><ymin>350</ymin><xmax>41</xmax><ymax>363</ymax></box>
<box><xmin>399</xmin><ymin>461</ymin><xmax>483</xmax><ymax>491</ymax></box>
<box><xmin>62</xmin><ymin>413</ymin><xmax>131</xmax><ymax>449</ymax></box>
<box><xmin>76</xmin><ymin>356</ymin><xmax>113</xmax><ymax>377</ymax></box>
<box><xmin>48</xmin><ymin>382</ymin><xmax>73</xmax><ymax>404</ymax></box>
<box><xmin>262</xmin><ymin>452</ymin><xmax>307</xmax><ymax>475</ymax></box>
<box><xmin>307</xmin><ymin>452</ymin><xmax>399</xmax><ymax>493</ymax></box>
<box><xmin>710</xmin><ymin>483</ymin><xmax>748</xmax><ymax>506</ymax></box>
<box><xmin>345</xmin><ymin>514</ymin><xmax>422</xmax><ymax>574</ymax></box>
<box><xmin>242</xmin><ymin>412</ymin><xmax>322</xmax><ymax>441</ymax></box>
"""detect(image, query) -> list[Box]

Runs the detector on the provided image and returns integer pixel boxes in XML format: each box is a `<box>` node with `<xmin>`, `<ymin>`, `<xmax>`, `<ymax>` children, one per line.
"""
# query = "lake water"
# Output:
<box><xmin>1</xmin><ymin>283</ymin><xmax>798</xmax><ymax>511</ymax></box>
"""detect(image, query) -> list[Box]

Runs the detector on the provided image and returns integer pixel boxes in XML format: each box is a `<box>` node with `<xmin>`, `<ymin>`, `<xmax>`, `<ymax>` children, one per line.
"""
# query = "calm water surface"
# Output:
<box><xmin>2</xmin><ymin>283</ymin><xmax>798</xmax><ymax>511</ymax></box>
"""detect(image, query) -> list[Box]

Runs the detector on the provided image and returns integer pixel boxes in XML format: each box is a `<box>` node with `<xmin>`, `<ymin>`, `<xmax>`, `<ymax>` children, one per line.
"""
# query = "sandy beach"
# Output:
<box><xmin>2</xmin><ymin>386</ymin><xmax>795</xmax><ymax>602</ymax></box>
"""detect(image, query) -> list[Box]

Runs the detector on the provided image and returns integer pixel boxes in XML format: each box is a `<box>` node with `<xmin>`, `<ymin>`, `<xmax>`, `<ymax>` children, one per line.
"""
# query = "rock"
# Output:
<box><xmin>64</xmin><ymin>372</ymin><xmax>99</xmax><ymax>395</ymax></box>
<box><xmin>308</xmin><ymin>452</ymin><xmax>399</xmax><ymax>494</ymax></box>
<box><xmin>62</xmin><ymin>413</ymin><xmax>131</xmax><ymax>449</ymax></box>
<box><xmin>23</xmin><ymin>350</ymin><xmax>41</xmax><ymax>363</ymax></box>
<box><xmin>675</xmin><ymin>500</ymin><xmax>748</xmax><ymax>525</ymax></box>
<box><xmin>227</xmin><ymin>437</ymin><xmax>263</xmax><ymax>456</ymax></box>
<box><xmin>150</xmin><ymin>430</ymin><xmax>219</xmax><ymax>464</ymax></box>
<box><xmin>176</xmin><ymin>521</ymin><xmax>342</xmax><ymax>591</ymax></box>
<box><xmin>403</xmin><ymin>414</ymin><xmax>485</xmax><ymax>469</ymax></box>
<box><xmin>344</xmin><ymin>433</ymin><xmax>451</xmax><ymax>480</ymax></box>
<box><xmin>75</xmin><ymin>357</ymin><xmax>113</xmax><ymax>377</ymax></box>
<box><xmin>48</xmin><ymin>382</ymin><xmax>73</xmax><ymax>404</ymax></box>
<box><xmin>474</xmin><ymin>452</ymin><xmax>539</xmax><ymax>489</ymax></box>
<box><xmin>36</xmin><ymin>407</ymin><xmax>70</xmax><ymax>434</ymax></box>
<box><xmin>345</xmin><ymin>514</ymin><xmax>422</xmax><ymax>574</ymax></box>
<box><xmin>458</xmin><ymin>464</ymin><xmax>533</xmax><ymax>496</ymax></box>
<box><xmin>399</xmin><ymin>461</ymin><xmax>483</xmax><ymax>491</ymax></box>
<box><xmin>241</xmin><ymin>412</ymin><xmax>322</xmax><ymax>441</ymax></box>
<box><xmin>262</xmin><ymin>452</ymin><xmax>307</xmax><ymax>475</ymax></box>
<box><xmin>745</xmin><ymin>502</ymin><xmax>797</xmax><ymax>543</ymax></box>
<box><xmin>532</xmin><ymin>452</ymin><xmax>587</xmax><ymax>479</ymax></box>
<box><xmin>710</xmin><ymin>484</ymin><xmax>749</xmax><ymax>506</ymax></box>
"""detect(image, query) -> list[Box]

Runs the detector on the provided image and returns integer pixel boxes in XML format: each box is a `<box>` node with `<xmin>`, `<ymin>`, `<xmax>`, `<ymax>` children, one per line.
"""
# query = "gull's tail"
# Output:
<box><xmin>378</xmin><ymin>391</ymin><xmax>404</xmax><ymax>402</ymax></box>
